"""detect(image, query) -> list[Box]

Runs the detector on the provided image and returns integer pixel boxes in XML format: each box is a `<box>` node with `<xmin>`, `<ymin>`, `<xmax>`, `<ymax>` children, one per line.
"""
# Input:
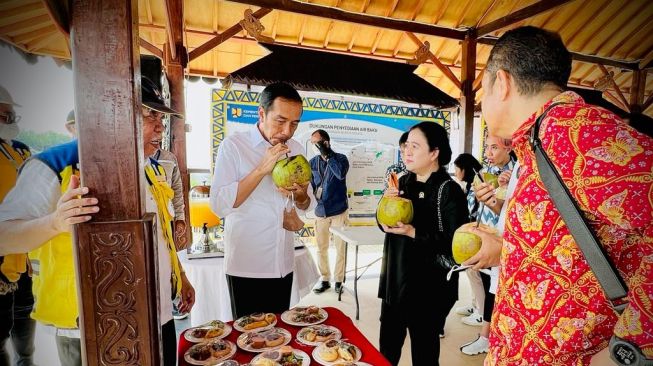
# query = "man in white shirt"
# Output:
<box><xmin>210</xmin><ymin>82</ymin><xmax>313</xmax><ymax>319</ymax></box>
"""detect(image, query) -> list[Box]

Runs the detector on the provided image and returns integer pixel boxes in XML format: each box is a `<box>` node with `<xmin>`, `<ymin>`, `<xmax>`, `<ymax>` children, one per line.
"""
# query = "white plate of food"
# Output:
<box><xmin>330</xmin><ymin>363</ymin><xmax>373</xmax><ymax>366</ymax></box>
<box><xmin>236</xmin><ymin>327</ymin><xmax>291</xmax><ymax>352</ymax></box>
<box><xmin>184</xmin><ymin>339</ymin><xmax>237</xmax><ymax>365</ymax></box>
<box><xmin>280</xmin><ymin>306</ymin><xmax>328</xmax><ymax>326</ymax></box>
<box><xmin>233</xmin><ymin>312</ymin><xmax>277</xmax><ymax>333</ymax></box>
<box><xmin>250</xmin><ymin>346</ymin><xmax>310</xmax><ymax>366</ymax></box>
<box><xmin>312</xmin><ymin>340</ymin><xmax>362</xmax><ymax>366</ymax></box>
<box><xmin>184</xmin><ymin>320</ymin><xmax>232</xmax><ymax>343</ymax></box>
<box><xmin>296</xmin><ymin>324</ymin><xmax>341</xmax><ymax>346</ymax></box>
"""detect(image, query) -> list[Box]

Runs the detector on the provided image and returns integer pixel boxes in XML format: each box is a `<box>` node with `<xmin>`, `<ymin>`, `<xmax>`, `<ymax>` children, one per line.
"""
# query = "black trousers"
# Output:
<box><xmin>379</xmin><ymin>290</ymin><xmax>456</xmax><ymax>366</ymax></box>
<box><xmin>481</xmin><ymin>271</ymin><xmax>495</xmax><ymax>323</ymax></box>
<box><xmin>0</xmin><ymin>273</ymin><xmax>35</xmax><ymax>366</ymax></box>
<box><xmin>162</xmin><ymin>319</ymin><xmax>176</xmax><ymax>366</ymax></box>
<box><xmin>226</xmin><ymin>272</ymin><xmax>293</xmax><ymax>319</ymax></box>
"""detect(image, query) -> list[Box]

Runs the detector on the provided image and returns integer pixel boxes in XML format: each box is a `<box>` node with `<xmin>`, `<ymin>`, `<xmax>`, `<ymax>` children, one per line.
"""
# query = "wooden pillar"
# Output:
<box><xmin>461</xmin><ymin>32</ymin><xmax>477</xmax><ymax>153</ymax></box>
<box><xmin>629</xmin><ymin>69</ymin><xmax>647</xmax><ymax>114</ymax></box>
<box><xmin>70</xmin><ymin>0</ymin><xmax>162</xmax><ymax>365</ymax></box>
<box><xmin>165</xmin><ymin>42</ymin><xmax>191</xmax><ymax>248</ymax></box>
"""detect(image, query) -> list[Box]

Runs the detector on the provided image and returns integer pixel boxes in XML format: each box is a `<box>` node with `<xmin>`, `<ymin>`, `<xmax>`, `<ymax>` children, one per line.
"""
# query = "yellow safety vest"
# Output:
<box><xmin>29</xmin><ymin>141</ymin><xmax>183</xmax><ymax>328</ymax></box>
<box><xmin>0</xmin><ymin>139</ymin><xmax>31</xmax><ymax>293</ymax></box>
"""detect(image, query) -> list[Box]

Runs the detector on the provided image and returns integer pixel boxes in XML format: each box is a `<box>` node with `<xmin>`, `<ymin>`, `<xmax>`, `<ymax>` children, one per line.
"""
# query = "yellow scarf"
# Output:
<box><xmin>145</xmin><ymin>161</ymin><xmax>183</xmax><ymax>300</ymax></box>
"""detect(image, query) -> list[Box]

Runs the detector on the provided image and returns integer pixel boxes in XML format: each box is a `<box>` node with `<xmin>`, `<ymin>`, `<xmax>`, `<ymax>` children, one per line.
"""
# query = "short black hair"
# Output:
<box><xmin>260</xmin><ymin>82</ymin><xmax>303</xmax><ymax>114</ymax></box>
<box><xmin>312</xmin><ymin>129</ymin><xmax>330</xmax><ymax>141</ymax></box>
<box><xmin>454</xmin><ymin>153</ymin><xmax>482</xmax><ymax>186</ymax></box>
<box><xmin>398</xmin><ymin>131</ymin><xmax>409</xmax><ymax>145</ymax></box>
<box><xmin>486</xmin><ymin>26</ymin><xmax>571</xmax><ymax>95</ymax></box>
<box><xmin>409</xmin><ymin>121</ymin><xmax>452</xmax><ymax>166</ymax></box>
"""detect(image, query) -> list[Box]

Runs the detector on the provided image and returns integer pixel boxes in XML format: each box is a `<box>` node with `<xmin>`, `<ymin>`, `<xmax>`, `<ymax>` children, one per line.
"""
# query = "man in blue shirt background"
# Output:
<box><xmin>309</xmin><ymin>129</ymin><xmax>349</xmax><ymax>294</ymax></box>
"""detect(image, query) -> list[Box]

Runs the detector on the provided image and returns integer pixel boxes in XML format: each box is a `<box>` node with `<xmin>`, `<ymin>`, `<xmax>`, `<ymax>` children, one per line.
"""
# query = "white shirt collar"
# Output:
<box><xmin>249</xmin><ymin>123</ymin><xmax>269</xmax><ymax>147</ymax></box>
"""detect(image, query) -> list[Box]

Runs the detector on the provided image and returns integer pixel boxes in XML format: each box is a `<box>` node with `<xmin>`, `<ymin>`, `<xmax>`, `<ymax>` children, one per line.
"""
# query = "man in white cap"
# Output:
<box><xmin>0</xmin><ymin>84</ymin><xmax>35</xmax><ymax>366</ymax></box>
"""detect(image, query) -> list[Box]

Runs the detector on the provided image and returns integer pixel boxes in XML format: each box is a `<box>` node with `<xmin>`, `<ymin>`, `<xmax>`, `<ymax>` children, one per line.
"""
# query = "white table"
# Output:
<box><xmin>179</xmin><ymin>247</ymin><xmax>319</xmax><ymax>326</ymax></box>
<box><xmin>329</xmin><ymin>226</ymin><xmax>386</xmax><ymax>320</ymax></box>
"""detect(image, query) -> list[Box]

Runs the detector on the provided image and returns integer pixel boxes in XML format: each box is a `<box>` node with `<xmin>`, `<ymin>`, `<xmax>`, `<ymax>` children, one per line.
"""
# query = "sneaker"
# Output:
<box><xmin>455</xmin><ymin>305</ymin><xmax>475</xmax><ymax>316</ymax></box>
<box><xmin>313</xmin><ymin>281</ymin><xmax>331</xmax><ymax>294</ymax></box>
<box><xmin>460</xmin><ymin>335</ymin><xmax>489</xmax><ymax>355</ymax></box>
<box><xmin>334</xmin><ymin>282</ymin><xmax>343</xmax><ymax>294</ymax></box>
<box><xmin>461</xmin><ymin>311</ymin><xmax>483</xmax><ymax>326</ymax></box>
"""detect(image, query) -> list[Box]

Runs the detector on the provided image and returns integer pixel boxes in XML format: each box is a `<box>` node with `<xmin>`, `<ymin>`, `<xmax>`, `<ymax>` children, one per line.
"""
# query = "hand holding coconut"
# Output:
<box><xmin>258</xmin><ymin>143</ymin><xmax>290</xmax><ymax>175</ymax></box>
<box><xmin>460</xmin><ymin>224</ymin><xmax>502</xmax><ymax>270</ymax></box>
<box><xmin>377</xmin><ymin>173</ymin><xmax>415</xmax><ymax>237</ymax></box>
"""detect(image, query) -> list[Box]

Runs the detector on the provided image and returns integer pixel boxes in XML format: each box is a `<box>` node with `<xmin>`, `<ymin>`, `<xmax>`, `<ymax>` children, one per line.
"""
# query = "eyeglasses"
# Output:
<box><xmin>142</xmin><ymin>107</ymin><xmax>164</xmax><ymax>121</ymax></box>
<box><xmin>0</xmin><ymin>111</ymin><xmax>20</xmax><ymax>124</ymax></box>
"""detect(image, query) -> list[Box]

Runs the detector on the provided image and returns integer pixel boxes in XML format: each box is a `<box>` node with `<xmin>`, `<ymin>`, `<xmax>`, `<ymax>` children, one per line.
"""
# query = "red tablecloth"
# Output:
<box><xmin>178</xmin><ymin>306</ymin><xmax>391</xmax><ymax>366</ymax></box>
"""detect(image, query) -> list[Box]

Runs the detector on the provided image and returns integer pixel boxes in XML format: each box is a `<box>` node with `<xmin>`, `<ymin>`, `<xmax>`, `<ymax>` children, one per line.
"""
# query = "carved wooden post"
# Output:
<box><xmin>165</xmin><ymin>41</ymin><xmax>191</xmax><ymax>247</ymax></box>
<box><xmin>70</xmin><ymin>0</ymin><xmax>162</xmax><ymax>364</ymax></box>
<box><xmin>461</xmin><ymin>32</ymin><xmax>477</xmax><ymax>153</ymax></box>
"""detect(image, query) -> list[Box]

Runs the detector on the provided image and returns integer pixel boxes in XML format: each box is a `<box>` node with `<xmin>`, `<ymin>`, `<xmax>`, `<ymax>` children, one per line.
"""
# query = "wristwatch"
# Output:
<box><xmin>610</xmin><ymin>336</ymin><xmax>653</xmax><ymax>366</ymax></box>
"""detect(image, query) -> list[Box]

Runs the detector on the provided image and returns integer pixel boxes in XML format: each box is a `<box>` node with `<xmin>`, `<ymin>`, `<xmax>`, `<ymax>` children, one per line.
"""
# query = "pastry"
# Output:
<box><xmin>188</xmin><ymin>344</ymin><xmax>211</xmax><ymax>361</ymax></box>
<box><xmin>244</xmin><ymin>320</ymin><xmax>268</xmax><ymax>330</ymax></box>
<box><xmin>250</xmin><ymin>335</ymin><xmax>266</xmax><ymax>349</ymax></box>
<box><xmin>265</xmin><ymin>332</ymin><xmax>285</xmax><ymax>347</ymax></box>
<box><xmin>319</xmin><ymin>346</ymin><xmax>339</xmax><ymax>362</ymax></box>
<box><xmin>265</xmin><ymin>313</ymin><xmax>276</xmax><ymax>324</ymax></box>
<box><xmin>251</xmin><ymin>312</ymin><xmax>265</xmax><ymax>322</ymax></box>
<box><xmin>337</xmin><ymin>342</ymin><xmax>355</xmax><ymax>361</ymax></box>
<box><xmin>210</xmin><ymin>339</ymin><xmax>231</xmax><ymax>358</ymax></box>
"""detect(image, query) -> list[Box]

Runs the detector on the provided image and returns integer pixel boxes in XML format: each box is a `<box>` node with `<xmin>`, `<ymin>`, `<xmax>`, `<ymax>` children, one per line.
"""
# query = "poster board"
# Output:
<box><xmin>211</xmin><ymin>88</ymin><xmax>451</xmax><ymax>225</ymax></box>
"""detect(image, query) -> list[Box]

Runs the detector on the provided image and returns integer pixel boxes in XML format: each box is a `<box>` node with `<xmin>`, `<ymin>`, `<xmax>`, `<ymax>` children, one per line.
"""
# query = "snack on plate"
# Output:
<box><xmin>210</xmin><ymin>339</ymin><xmax>233</xmax><ymax>359</ymax></box>
<box><xmin>290</xmin><ymin>306</ymin><xmax>324</xmax><ymax>323</ymax></box>
<box><xmin>253</xmin><ymin>347</ymin><xmax>307</xmax><ymax>366</ymax></box>
<box><xmin>319</xmin><ymin>340</ymin><xmax>340</xmax><ymax>362</ymax></box>
<box><xmin>265</xmin><ymin>332</ymin><xmax>285</xmax><ymax>347</ymax></box>
<box><xmin>236</xmin><ymin>312</ymin><xmax>277</xmax><ymax>331</ymax></box>
<box><xmin>238</xmin><ymin>328</ymin><xmax>290</xmax><ymax>352</ymax></box>
<box><xmin>185</xmin><ymin>339</ymin><xmax>236</xmax><ymax>365</ymax></box>
<box><xmin>185</xmin><ymin>320</ymin><xmax>230</xmax><ymax>342</ymax></box>
<box><xmin>298</xmin><ymin>325</ymin><xmax>340</xmax><ymax>344</ymax></box>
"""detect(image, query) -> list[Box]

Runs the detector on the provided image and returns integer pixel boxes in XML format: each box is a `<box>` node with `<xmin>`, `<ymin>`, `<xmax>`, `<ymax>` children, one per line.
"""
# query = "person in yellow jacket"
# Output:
<box><xmin>0</xmin><ymin>77</ymin><xmax>195</xmax><ymax>366</ymax></box>
<box><xmin>0</xmin><ymin>84</ymin><xmax>35</xmax><ymax>366</ymax></box>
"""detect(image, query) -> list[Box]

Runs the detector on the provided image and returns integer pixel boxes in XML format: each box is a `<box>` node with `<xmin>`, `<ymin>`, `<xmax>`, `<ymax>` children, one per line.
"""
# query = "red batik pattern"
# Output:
<box><xmin>487</xmin><ymin>92</ymin><xmax>653</xmax><ymax>366</ymax></box>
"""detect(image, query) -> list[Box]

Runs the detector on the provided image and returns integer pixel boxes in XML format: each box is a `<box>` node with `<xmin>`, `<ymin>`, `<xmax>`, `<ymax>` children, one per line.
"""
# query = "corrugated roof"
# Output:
<box><xmin>226</xmin><ymin>43</ymin><xmax>458</xmax><ymax>108</ymax></box>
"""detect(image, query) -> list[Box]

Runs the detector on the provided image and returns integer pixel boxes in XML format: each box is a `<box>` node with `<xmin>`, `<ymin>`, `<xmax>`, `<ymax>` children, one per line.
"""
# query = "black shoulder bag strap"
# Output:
<box><xmin>530</xmin><ymin>103</ymin><xmax>628</xmax><ymax>314</ymax></box>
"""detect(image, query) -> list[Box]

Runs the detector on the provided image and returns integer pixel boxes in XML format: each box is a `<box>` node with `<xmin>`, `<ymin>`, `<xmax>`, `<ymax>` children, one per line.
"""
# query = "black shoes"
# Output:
<box><xmin>313</xmin><ymin>281</ymin><xmax>331</xmax><ymax>293</ymax></box>
<box><xmin>334</xmin><ymin>282</ymin><xmax>343</xmax><ymax>294</ymax></box>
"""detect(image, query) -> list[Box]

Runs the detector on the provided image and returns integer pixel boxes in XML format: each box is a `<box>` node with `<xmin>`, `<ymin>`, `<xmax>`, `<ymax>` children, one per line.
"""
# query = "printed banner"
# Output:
<box><xmin>211</xmin><ymin>88</ymin><xmax>451</xmax><ymax>225</ymax></box>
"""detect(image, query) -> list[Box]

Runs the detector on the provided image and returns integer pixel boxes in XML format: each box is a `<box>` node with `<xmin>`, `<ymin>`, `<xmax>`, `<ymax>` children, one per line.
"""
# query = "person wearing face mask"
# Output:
<box><xmin>308</xmin><ymin>129</ymin><xmax>349</xmax><ymax>295</ymax></box>
<box><xmin>0</xmin><ymin>84</ymin><xmax>35</xmax><ymax>366</ymax></box>
<box><xmin>210</xmin><ymin>82</ymin><xmax>314</xmax><ymax>319</ymax></box>
<box><xmin>383</xmin><ymin>132</ymin><xmax>409</xmax><ymax>191</ymax></box>
<box><xmin>0</xmin><ymin>77</ymin><xmax>195</xmax><ymax>366</ymax></box>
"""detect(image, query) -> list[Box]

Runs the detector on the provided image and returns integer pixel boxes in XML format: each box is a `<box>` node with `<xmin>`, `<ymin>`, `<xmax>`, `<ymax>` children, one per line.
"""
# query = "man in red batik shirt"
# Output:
<box><xmin>465</xmin><ymin>26</ymin><xmax>653</xmax><ymax>366</ymax></box>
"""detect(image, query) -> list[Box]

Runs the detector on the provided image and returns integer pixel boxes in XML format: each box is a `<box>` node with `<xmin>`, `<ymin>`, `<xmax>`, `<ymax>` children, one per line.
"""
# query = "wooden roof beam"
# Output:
<box><xmin>473</xmin><ymin>68</ymin><xmax>485</xmax><ymax>92</ymax></box>
<box><xmin>226</xmin><ymin>0</ymin><xmax>466</xmax><ymax>40</ymax></box>
<box><xmin>477</xmin><ymin>0</ymin><xmax>574</xmax><ymax>36</ymax></box>
<box><xmin>640</xmin><ymin>48</ymin><xmax>653</xmax><ymax>70</ymax></box>
<box><xmin>164</xmin><ymin>0</ymin><xmax>184</xmax><ymax>61</ymax></box>
<box><xmin>478</xmin><ymin>37</ymin><xmax>639</xmax><ymax>70</ymax></box>
<box><xmin>407</xmin><ymin>32</ymin><xmax>461</xmax><ymax>90</ymax></box>
<box><xmin>188</xmin><ymin>8</ymin><xmax>272</xmax><ymax>62</ymax></box>
<box><xmin>140</xmin><ymin>37</ymin><xmax>163</xmax><ymax>59</ymax></box>
<box><xmin>642</xmin><ymin>92</ymin><xmax>653</xmax><ymax>111</ymax></box>
<box><xmin>598</xmin><ymin>64</ymin><xmax>630</xmax><ymax>112</ymax></box>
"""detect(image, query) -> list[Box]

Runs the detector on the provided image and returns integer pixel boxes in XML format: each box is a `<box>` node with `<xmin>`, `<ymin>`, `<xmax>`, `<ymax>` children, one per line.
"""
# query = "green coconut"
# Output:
<box><xmin>271</xmin><ymin>155</ymin><xmax>312</xmax><ymax>188</ymax></box>
<box><xmin>376</xmin><ymin>196</ymin><xmax>414</xmax><ymax>227</ymax></box>
<box><xmin>451</xmin><ymin>222</ymin><xmax>495</xmax><ymax>264</ymax></box>
<box><xmin>473</xmin><ymin>172</ymin><xmax>499</xmax><ymax>189</ymax></box>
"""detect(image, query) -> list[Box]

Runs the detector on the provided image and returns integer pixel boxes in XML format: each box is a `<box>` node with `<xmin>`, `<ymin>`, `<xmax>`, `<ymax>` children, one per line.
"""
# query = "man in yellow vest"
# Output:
<box><xmin>0</xmin><ymin>77</ymin><xmax>195</xmax><ymax>366</ymax></box>
<box><xmin>0</xmin><ymin>84</ymin><xmax>34</xmax><ymax>366</ymax></box>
